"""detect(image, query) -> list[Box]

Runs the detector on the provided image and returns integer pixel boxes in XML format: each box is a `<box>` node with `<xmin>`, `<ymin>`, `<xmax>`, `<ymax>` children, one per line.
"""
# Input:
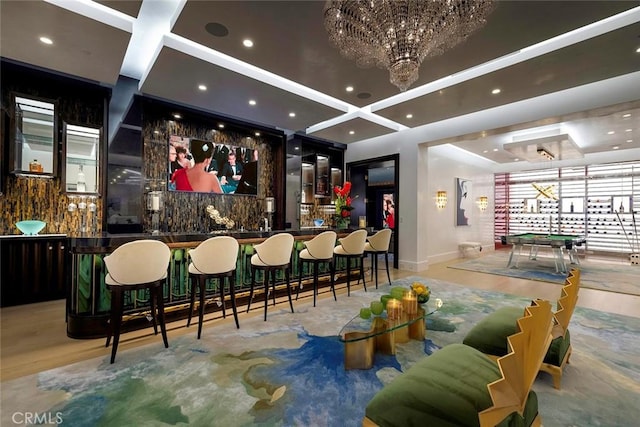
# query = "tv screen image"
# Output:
<box><xmin>168</xmin><ymin>135</ymin><xmax>258</xmax><ymax>195</ymax></box>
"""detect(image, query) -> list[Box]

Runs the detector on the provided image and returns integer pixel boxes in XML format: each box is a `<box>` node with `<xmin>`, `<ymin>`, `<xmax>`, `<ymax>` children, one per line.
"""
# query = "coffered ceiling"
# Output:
<box><xmin>1</xmin><ymin>0</ymin><xmax>639</xmax><ymax>165</ymax></box>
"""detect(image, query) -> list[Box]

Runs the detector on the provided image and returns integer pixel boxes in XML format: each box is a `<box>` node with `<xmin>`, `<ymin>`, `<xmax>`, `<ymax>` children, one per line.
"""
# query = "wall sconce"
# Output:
<box><xmin>147</xmin><ymin>191</ymin><xmax>164</xmax><ymax>234</ymax></box>
<box><xmin>436</xmin><ymin>191</ymin><xmax>447</xmax><ymax>209</ymax></box>
<box><xmin>478</xmin><ymin>196</ymin><xmax>489</xmax><ymax>212</ymax></box>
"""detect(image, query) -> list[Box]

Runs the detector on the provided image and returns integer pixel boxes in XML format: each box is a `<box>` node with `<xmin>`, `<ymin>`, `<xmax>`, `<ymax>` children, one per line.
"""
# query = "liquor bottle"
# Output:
<box><xmin>77</xmin><ymin>165</ymin><xmax>86</xmax><ymax>192</ymax></box>
<box><xmin>29</xmin><ymin>159</ymin><xmax>42</xmax><ymax>172</ymax></box>
<box><xmin>619</xmin><ymin>201</ymin><xmax>624</xmax><ymax>213</ymax></box>
<box><xmin>570</xmin><ymin>201</ymin><xmax>574</xmax><ymax>213</ymax></box>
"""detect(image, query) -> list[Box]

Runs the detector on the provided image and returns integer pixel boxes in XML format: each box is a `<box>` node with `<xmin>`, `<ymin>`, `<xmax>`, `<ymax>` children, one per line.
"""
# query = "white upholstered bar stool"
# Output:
<box><xmin>104</xmin><ymin>240</ymin><xmax>171</xmax><ymax>364</ymax></box>
<box><xmin>246</xmin><ymin>233</ymin><xmax>295</xmax><ymax>321</ymax></box>
<box><xmin>186</xmin><ymin>236</ymin><xmax>240</xmax><ymax>339</ymax></box>
<box><xmin>363</xmin><ymin>229</ymin><xmax>392</xmax><ymax>288</ymax></box>
<box><xmin>333</xmin><ymin>229</ymin><xmax>367</xmax><ymax>296</ymax></box>
<box><xmin>295</xmin><ymin>231</ymin><xmax>337</xmax><ymax>306</ymax></box>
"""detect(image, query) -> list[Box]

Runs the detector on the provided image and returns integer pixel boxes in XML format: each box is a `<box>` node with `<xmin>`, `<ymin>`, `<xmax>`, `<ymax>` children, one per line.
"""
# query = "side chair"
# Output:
<box><xmin>333</xmin><ymin>229</ymin><xmax>368</xmax><ymax>296</ymax></box>
<box><xmin>295</xmin><ymin>231</ymin><xmax>337</xmax><ymax>306</ymax></box>
<box><xmin>246</xmin><ymin>233</ymin><xmax>295</xmax><ymax>321</ymax></box>
<box><xmin>104</xmin><ymin>240</ymin><xmax>171</xmax><ymax>364</ymax></box>
<box><xmin>186</xmin><ymin>236</ymin><xmax>240</xmax><ymax>339</ymax></box>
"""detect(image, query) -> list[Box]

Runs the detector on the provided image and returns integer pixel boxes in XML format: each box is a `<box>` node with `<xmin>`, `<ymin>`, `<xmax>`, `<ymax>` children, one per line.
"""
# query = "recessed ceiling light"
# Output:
<box><xmin>514</xmin><ymin>158</ymin><xmax>519</xmax><ymax>162</ymax></box>
<box><xmin>483</xmin><ymin>150</ymin><xmax>488</xmax><ymax>153</ymax></box>
<box><xmin>623</xmin><ymin>113</ymin><xmax>631</xmax><ymax>118</ymax></box>
<box><xmin>345</xmin><ymin>86</ymin><xmax>354</xmax><ymax>92</ymax></box>
<box><xmin>626</xmin><ymin>129</ymin><xmax>632</xmax><ymax>132</ymax></box>
<box><xmin>153</xmin><ymin>130</ymin><xmax>159</xmax><ymax>134</ymax></box>
<box><xmin>218</xmin><ymin>123</ymin><xmax>225</xmax><ymax>129</ymax></box>
<box><xmin>294</xmin><ymin>146</ymin><xmax>299</xmax><ymax>150</ymax></box>
<box><xmin>613</xmin><ymin>146</ymin><xmax>620</xmax><ymax>150</ymax></box>
<box><xmin>636</xmin><ymin>46</ymin><xmax>640</xmax><ymax>53</ymax></box>
<box><xmin>173</xmin><ymin>113</ymin><xmax>181</xmax><ymax>119</ymax></box>
<box><xmin>349</xmin><ymin>130</ymin><xmax>355</xmax><ymax>135</ymax></box>
<box><xmin>607</xmin><ymin>130</ymin><xmax>615</xmax><ymax>135</ymax></box>
<box><xmin>627</xmin><ymin>139</ymin><xmax>633</xmax><ymax>143</ymax></box>
<box><xmin>198</xmin><ymin>84</ymin><xmax>207</xmax><ymax>91</ymax></box>
<box><xmin>492</xmin><ymin>148</ymin><xmax>498</xmax><ymax>152</ymax></box>
<box><xmin>491</xmin><ymin>88</ymin><xmax>501</xmax><ymax>95</ymax></box>
<box><xmin>289</xmin><ymin>112</ymin><xmax>296</xmax><ymax>117</ymax></box>
<box><xmin>39</xmin><ymin>36</ymin><xmax>53</xmax><ymax>45</ymax></box>
<box><xmin>255</xmin><ymin>132</ymin><xmax>261</xmax><ymax>137</ymax></box>
<box><xmin>243</xmin><ymin>39</ymin><xmax>253</xmax><ymax>48</ymax></box>
<box><xmin>406</xmin><ymin>114</ymin><xmax>413</xmax><ymax>119</ymax></box>
<box><xmin>249</xmin><ymin>99</ymin><xmax>257</xmax><ymax>106</ymax></box>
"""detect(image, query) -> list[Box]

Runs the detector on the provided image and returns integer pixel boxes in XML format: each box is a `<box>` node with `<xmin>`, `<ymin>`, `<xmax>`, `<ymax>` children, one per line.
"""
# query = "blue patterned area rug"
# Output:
<box><xmin>450</xmin><ymin>252</ymin><xmax>640</xmax><ymax>296</ymax></box>
<box><xmin>2</xmin><ymin>278</ymin><xmax>639</xmax><ymax>426</ymax></box>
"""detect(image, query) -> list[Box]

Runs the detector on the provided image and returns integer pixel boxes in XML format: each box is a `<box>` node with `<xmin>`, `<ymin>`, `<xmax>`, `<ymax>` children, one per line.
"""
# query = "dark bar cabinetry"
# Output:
<box><xmin>0</xmin><ymin>235</ymin><xmax>67</xmax><ymax>307</ymax></box>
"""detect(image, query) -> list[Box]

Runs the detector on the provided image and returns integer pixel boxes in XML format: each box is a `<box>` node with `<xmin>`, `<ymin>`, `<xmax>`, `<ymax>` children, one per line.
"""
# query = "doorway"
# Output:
<box><xmin>347</xmin><ymin>154</ymin><xmax>399</xmax><ymax>269</ymax></box>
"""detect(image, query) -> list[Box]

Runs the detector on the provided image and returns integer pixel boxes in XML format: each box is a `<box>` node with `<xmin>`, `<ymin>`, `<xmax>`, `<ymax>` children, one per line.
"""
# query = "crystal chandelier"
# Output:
<box><xmin>324</xmin><ymin>0</ymin><xmax>496</xmax><ymax>92</ymax></box>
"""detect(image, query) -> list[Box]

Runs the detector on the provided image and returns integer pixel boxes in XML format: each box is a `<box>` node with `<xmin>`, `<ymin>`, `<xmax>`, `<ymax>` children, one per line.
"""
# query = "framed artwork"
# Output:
<box><xmin>456</xmin><ymin>177</ymin><xmax>471</xmax><ymax>226</ymax></box>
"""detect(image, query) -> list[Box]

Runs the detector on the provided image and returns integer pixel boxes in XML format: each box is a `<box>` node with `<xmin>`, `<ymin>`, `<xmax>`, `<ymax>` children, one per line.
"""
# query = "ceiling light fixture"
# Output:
<box><xmin>537</xmin><ymin>148</ymin><xmax>554</xmax><ymax>160</ymax></box>
<box><xmin>345</xmin><ymin>86</ymin><xmax>354</xmax><ymax>92</ymax></box>
<box><xmin>491</xmin><ymin>88</ymin><xmax>501</xmax><ymax>94</ymax></box>
<box><xmin>289</xmin><ymin>112</ymin><xmax>296</xmax><ymax>117</ymax></box>
<box><xmin>406</xmin><ymin>114</ymin><xmax>413</xmax><ymax>119</ymax></box>
<box><xmin>249</xmin><ymin>99</ymin><xmax>257</xmax><ymax>106</ymax></box>
<box><xmin>243</xmin><ymin>39</ymin><xmax>253</xmax><ymax>48</ymax></box>
<box><xmin>198</xmin><ymin>84</ymin><xmax>207</xmax><ymax>91</ymax></box>
<box><xmin>323</xmin><ymin>0</ymin><xmax>495</xmax><ymax>92</ymax></box>
<box><xmin>39</xmin><ymin>36</ymin><xmax>53</xmax><ymax>45</ymax></box>
<box><xmin>349</xmin><ymin>130</ymin><xmax>355</xmax><ymax>135</ymax></box>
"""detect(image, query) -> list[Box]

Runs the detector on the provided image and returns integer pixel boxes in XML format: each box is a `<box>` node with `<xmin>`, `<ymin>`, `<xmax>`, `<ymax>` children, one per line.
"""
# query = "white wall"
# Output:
<box><xmin>425</xmin><ymin>145</ymin><xmax>495</xmax><ymax>264</ymax></box>
<box><xmin>344</xmin><ymin>71</ymin><xmax>640</xmax><ymax>271</ymax></box>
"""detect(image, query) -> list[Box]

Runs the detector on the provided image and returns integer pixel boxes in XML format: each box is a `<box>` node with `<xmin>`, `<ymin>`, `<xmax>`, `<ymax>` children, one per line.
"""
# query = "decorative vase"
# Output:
<box><xmin>336</xmin><ymin>217</ymin><xmax>349</xmax><ymax>230</ymax></box>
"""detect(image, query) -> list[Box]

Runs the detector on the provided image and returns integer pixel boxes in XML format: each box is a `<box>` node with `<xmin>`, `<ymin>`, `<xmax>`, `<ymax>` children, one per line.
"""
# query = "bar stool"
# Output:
<box><xmin>186</xmin><ymin>236</ymin><xmax>240</xmax><ymax>339</ymax></box>
<box><xmin>246</xmin><ymin>233</ymin><xmax>295</xmax><ymax>321</ymax></box>
<box><xmin>364</xmin><ymin>229</ymin><xmax>392</xmax><ymax>288</ymax></box>
<box><xmin>295</xmin><ymin>231</ymin><xmax>337</xmax><ymax>306</ymax></box>
<box><xmin>104</xmin><ymin>240</ymin><xmax>171</xmax><ymax>364</ymax></box>
<box><xmin>333</xmin><ymin>229</ymin><xmax>367</xmax><ymax>296</ymax></box>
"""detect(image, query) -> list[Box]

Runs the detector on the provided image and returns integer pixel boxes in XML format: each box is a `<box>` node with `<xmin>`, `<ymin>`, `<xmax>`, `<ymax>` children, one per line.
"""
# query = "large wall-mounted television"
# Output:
<box><xmin>168</xmin><ymin>135</ymin><xmax>258</xmax><ymax>195</ymax></box>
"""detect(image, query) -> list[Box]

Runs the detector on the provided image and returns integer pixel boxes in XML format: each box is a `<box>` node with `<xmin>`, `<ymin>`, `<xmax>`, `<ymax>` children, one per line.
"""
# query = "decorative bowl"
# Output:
<box><xmin>16</xmin><ymin>220</ymin><xmax>46</xmax><ymax>235</ymax></box>
<box><xmin>313</xmin><ymin>218</ymin><xmax>324</xmax><ymax>227</ymax></box>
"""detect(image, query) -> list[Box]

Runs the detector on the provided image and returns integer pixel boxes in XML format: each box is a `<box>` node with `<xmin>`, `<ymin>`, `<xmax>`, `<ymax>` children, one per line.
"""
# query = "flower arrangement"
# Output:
<box><xmin>206</xmin><ymin>205</ymin><xmax>235</xmax><ymax>229</ymax></box>
<box><xmin>411</xmin><ymin>282</ymin><xmax>431</xmax><ymax>303</ymax></box>
<box><xmin>334</xmin><ymin>181</ymin><xmax>355</xmax><ymax>227</ymax></box>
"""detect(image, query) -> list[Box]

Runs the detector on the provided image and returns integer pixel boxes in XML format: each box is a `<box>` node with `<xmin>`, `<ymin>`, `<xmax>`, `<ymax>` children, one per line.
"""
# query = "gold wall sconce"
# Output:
<box><xmin>478</xmin><ymin>196</ymin><xmax>489</xmax><ymax>212</ymax></box>
<box><xmin>436</xmin><ymin>191</ymin><xmax>447</xmax><ymax>209</ymax></box>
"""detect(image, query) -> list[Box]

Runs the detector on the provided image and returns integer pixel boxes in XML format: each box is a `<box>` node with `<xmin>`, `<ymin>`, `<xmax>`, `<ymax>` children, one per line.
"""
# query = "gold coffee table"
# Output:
<box><xmin>338</xmin><ymin>298</ymin><xmax>443</xmax><ymax>370</ymax></box>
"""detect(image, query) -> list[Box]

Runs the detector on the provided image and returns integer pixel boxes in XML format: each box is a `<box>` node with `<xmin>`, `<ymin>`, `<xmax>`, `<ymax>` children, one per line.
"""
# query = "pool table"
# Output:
<box><xmin>501</xmin><ymin>233</ymin><xmax>586</xmax><ymax>273</ymax></box>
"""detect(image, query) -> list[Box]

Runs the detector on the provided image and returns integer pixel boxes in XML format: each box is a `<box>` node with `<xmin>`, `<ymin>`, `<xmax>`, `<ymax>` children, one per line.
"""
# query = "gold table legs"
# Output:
<box><xmin>343</xmin><ymin>311</ymin><xmax>427</xmax><ymax>370</ymax></box>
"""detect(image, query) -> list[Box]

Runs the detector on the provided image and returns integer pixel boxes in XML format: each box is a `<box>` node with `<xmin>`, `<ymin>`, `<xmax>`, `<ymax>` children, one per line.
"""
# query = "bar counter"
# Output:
<box><xmin>66</xmin><ymin>229</ymin><xmax>353</xmax><ymax>338</ymax></box>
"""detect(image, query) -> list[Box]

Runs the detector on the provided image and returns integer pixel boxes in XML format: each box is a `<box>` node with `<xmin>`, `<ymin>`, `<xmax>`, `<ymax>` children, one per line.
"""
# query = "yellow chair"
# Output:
<box><xmin>364</xmin><ymin>299</ymin><xmax>553</xmax><ymax>427</ymax></box>
<box><xmin>463</xmin><ymin>268</ymin><xmax>580</xmax><ymax>389</ymax></box>
<box><xmin>104</xmin><ymin>240</ymin><xmax>171</xmax><ymax>364</ymax></box>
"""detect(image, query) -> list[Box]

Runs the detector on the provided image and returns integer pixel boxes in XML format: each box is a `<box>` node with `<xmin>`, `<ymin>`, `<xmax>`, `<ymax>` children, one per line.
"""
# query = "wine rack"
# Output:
<box><xmin>495</xmin><ymin>161</ymin><xmax>640</xmax><ymax>254</ymax></box>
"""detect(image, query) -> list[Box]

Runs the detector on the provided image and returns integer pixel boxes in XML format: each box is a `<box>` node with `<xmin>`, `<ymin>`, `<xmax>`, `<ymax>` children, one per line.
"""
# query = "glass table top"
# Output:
<box><xmin>338</xmin><ymin>297</ymin><xmax>443</xmax><ymax>343</ymax></box>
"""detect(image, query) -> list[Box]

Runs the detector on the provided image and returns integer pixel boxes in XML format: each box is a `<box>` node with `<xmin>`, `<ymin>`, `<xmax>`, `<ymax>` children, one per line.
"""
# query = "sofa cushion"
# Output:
<box><xmin>462</xmin><ymin>306</ymin><xmax>524</xmax><ymax>356</ymax></box>
<box><xmin>365</xmin><ymin>343</ymin><xmax>538</xmax><ymax>427</ymax></box>
<box><xmin>544</xmin><ymin>329</ymin><xmax>571</xmax><ymax>366</ymax></box>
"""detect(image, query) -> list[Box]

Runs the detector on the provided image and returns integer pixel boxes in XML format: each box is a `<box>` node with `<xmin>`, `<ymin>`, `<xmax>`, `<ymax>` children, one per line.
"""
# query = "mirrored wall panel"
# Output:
<box><xmin>64</xmin><ymin>123</ymin><xmax>101</xmax><ymax>194</ymax></box>
<box><xmin>11</xmin><ymin>95</ymin><xmax>57</xmax><ymax>175</ymax></box>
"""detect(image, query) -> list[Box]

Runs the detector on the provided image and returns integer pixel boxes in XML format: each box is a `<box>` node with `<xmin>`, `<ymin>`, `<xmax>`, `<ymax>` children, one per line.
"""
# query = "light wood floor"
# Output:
<box><xmin>2</xmin><ymin>252</ymin><xmax>638</xmax><ymax>382</ymax></box>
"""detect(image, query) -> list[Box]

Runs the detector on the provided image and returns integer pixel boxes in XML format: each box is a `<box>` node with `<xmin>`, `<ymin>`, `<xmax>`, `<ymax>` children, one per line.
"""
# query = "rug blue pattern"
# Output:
<box><xmin>2</xmin><ymin>278</ymin><xmax>638</xmax><ymax>427</ymax></box>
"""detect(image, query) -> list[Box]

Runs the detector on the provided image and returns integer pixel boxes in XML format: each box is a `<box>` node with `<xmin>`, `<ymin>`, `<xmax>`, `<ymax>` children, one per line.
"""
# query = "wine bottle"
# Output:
<box><xmin>77</xmin><ymin>165</ymin><xmax>86</xmax><ymax>192</ymax></box>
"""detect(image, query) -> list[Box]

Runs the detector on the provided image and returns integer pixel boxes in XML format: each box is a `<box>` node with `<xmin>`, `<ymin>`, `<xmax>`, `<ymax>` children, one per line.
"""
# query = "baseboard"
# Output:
<box><xmin>398</xmin><ymin>259</ymin><xmax>430</xmax><ymax>272</ymax></box>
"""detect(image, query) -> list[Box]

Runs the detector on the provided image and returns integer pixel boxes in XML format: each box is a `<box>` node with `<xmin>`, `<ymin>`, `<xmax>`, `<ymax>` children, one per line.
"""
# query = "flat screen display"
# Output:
<box><xmin>168</xmin><ymin>135</ymin><xmax>258</xmax><ymax>195</ymax></box>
